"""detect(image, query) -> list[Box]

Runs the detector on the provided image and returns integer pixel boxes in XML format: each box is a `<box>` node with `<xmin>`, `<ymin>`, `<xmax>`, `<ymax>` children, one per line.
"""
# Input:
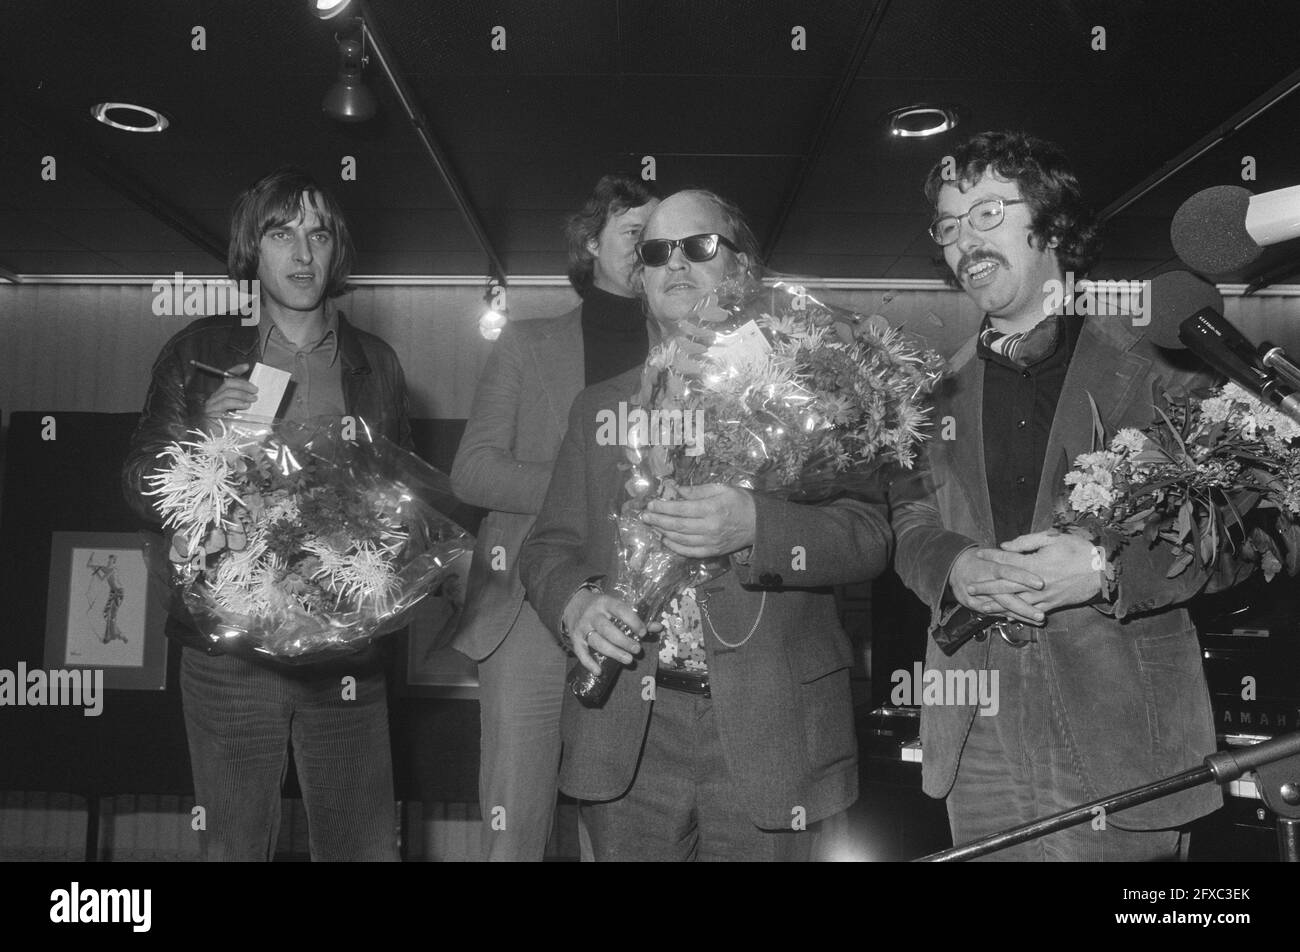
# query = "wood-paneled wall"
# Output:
<box><xmin>0</xmin><ymin>284</ymin><xmax>574</xmax><ymax>426</ymax></box>
<box><xmin>2</xmin><ymin>282</ymin><xmax>1297</xmax><ymax>430</ymax></box>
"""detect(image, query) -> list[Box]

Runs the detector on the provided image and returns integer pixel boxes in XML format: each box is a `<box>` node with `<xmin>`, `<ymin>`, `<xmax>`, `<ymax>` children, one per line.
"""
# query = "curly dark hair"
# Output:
<box><xmin>923</xmin><ymin>131</ymin><xmax>1101</xmax><ymax>283</ymax></box>
<box><xmin>564</xmin><ymin>173</ymin><xmax>662</xmax><ymax>295</ymax></box>
<box><xmin>227</xmin><ymin>166</ymin><xmax>355</xmax><ymax>298</ymax></box>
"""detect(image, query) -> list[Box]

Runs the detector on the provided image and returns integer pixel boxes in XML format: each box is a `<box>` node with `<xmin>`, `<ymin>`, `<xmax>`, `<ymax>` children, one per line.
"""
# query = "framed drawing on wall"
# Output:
<box><xmin>44</xmin><ymin>531</ymin><xmax>168</xmax><ymax>691</ymax></box>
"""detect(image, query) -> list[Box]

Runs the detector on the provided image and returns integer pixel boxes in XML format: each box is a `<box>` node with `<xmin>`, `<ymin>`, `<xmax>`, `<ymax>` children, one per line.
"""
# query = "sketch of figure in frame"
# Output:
<box><xmin>86</xmin><ymin>552</ymin><xmax>128</xmax><ymax>645</ymax></box>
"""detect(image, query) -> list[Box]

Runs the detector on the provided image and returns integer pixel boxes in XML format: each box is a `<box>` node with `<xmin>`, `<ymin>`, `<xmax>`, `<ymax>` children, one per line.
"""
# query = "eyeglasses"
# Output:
<box><xmin>929</xmin><ymin>198</ymin><xmax>1027</xmax><ymax>246</ymax></box>
<box><xmin>635</xmin><ymin>233</ymin><xmax>741</xmax><ymax>267</ymax></box>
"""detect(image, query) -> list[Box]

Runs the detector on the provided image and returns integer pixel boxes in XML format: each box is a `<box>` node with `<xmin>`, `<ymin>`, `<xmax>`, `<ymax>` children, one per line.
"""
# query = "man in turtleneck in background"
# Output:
<box><xmin>451</xmin><ymin>173</ymin><xmax>660</xmax><ymax>860</ymax></box>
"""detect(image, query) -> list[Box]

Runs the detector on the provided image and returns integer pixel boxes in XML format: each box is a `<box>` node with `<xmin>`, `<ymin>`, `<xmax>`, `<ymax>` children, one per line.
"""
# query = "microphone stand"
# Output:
<box><xmin>1260</xmin><ymin>345</ymin><xmax>1300</xmax><ymax>393</ymax></box>
<box><xmin>915</xmin><ymin>730</ymin><xmax>1300</xmax><ymax>862</ymax></box>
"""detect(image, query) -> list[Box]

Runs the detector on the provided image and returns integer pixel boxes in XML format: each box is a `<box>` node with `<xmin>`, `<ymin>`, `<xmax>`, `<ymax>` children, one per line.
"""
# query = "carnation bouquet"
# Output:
<box><xmin>1055</xmin><ymin>382</ymin><xmax>1300</xmax><ymax>589</ymax></box>
<box><xmin>571</xmin><ymin>275</ymin><xmax>945</xmax><ymax>704</ymax></box>
<box><xmin>144</xmin><ymin>417</ymin><xmax>471</xmax><ymax>662</ymax></box>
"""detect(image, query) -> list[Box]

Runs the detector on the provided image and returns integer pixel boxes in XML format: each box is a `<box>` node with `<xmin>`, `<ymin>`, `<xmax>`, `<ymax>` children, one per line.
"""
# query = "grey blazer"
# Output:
<box><xmin>519</xmin><ymin>367</ymin><xmax>894</xmax><ymax>829</ymax></box>
<box><xmin>451</xmin><ymin>308</ymin><xmax>584</xmax><ymax>661</ymax></box>
<box><xmin>892</xmin><ymin>316</ymin><xmax>1236</xmax><ymax>829</ymax></box>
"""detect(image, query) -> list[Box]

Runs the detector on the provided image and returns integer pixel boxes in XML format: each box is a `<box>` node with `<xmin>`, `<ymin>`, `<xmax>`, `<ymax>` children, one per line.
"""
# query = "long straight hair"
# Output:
<box><xmin>227</xmin><ymin>166</ymin><xmax>355</xmax><ymax>298</ymax></box>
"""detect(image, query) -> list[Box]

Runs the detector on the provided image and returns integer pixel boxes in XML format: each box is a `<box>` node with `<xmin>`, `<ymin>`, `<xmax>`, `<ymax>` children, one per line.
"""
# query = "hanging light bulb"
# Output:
<box><xmin>480</xmin><ymin>281</ymin><xmax>508</xmax><ymax>340</ymax></box>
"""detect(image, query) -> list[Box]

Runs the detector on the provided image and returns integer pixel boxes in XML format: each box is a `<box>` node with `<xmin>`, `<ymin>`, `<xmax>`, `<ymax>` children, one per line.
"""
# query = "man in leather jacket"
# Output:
<box><xmin>122</xmin><ymin>166</ymin><xmax>410</xmax><ymax>861</ymax></box>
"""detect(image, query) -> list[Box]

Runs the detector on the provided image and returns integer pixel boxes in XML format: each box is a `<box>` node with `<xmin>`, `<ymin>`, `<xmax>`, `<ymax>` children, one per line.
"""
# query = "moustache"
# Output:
<box><xmin>956</xmin><ymin>250</ymin><xmax>1010</xmax><ymax>274</ymax></box>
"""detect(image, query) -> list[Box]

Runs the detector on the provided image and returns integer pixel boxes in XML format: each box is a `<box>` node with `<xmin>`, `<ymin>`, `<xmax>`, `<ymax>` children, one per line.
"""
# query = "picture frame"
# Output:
<box><xmin>400</xmin><ymin>550</ymin><xmax>479</xmax><ymax>699</ymax></box>
<box><xmin>43</xmin><ymin>531</ymin><xmax>168</xmax><ymax>691</ymax></box>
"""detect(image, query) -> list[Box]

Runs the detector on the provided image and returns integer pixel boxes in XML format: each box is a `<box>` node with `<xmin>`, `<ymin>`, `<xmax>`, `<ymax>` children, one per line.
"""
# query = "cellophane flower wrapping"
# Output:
<box><xmin>615</xmin><ymin>273</ymin><xmax>944</xmax><ymax>632</ymax></box>
<box><xmin>1054</xmin><ymin>383</ymin><xmax>1300</xmax><ymax>586</ymax></box>
<box><xmin>142</xmin><ymin>416</ymin><xmax>472</xmax><ymax>662</ymax></box>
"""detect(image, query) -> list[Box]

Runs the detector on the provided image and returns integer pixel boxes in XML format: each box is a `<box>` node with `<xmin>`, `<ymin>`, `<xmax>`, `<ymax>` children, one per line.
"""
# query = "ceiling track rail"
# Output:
<box><xmin>1098</xmin><ymin>66</ymin><xmax>1300</xmax><ymax>223</ymax></box>
<box><xmin>761</xmin><ymin>0</ymin><xmax>892</xmax><ymax>263</ymax></box>
<box><xmin>357</xmin><ymin>1</ymin><xmax>507</xmax><ymax>284</ymax></box>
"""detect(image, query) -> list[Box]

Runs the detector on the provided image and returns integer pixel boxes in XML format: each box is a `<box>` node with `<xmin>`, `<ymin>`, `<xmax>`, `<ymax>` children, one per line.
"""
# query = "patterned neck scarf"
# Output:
<box><xmin>977</xmin><ymin>314</ymin><xmax>1062</xmax><ymax>370</ymax></box>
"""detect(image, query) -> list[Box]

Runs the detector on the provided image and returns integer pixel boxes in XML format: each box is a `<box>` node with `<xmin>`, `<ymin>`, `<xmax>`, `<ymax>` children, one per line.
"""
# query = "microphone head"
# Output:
<box><xmin>1145</xmin><ymin>269</ymin><xmax>1223</xmax><ymax>350</ymax></box>
<box><xmin>1170</xmin><ymin>185</ymin><xmax>1261</xmax><ymax>275</ymax></box>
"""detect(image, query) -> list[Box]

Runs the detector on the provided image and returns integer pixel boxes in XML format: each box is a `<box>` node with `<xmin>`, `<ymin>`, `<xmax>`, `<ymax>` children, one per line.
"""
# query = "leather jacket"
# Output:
<box><xmin>121</xmin><ymin>311</ymin><xmax>413</xmax><ymax>656</ymax></box>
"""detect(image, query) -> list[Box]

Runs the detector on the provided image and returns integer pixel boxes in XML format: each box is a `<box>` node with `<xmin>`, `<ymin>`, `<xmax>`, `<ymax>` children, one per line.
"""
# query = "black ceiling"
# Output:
<box><xmin>3</xmin><ymin>0</ymin><xmax>1299</xmax><ymax>283</ymax></box>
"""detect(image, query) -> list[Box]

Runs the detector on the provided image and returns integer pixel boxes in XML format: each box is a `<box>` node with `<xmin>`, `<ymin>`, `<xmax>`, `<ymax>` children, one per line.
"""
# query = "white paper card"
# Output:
<box><xmin>706</xmin><ymin>319</ymin><xmax>771</xmax><ymax>373</ymax></box>
<box><xmin>242</xmin><ymin>362</ymin><xmax>292</xmax><ymax>422</ymax></box>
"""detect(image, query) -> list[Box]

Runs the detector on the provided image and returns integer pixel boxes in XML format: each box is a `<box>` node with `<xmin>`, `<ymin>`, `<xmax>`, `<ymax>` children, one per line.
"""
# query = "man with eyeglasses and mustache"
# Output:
<box><xmin>520</xmin><ymin>189</ymin><xmax>892</xmax><ymax>861</ymax></box>
<box><xmin>891</xmin><ymin>131</ymin><xmax>1239</xmax><ymax>860</ymax></box>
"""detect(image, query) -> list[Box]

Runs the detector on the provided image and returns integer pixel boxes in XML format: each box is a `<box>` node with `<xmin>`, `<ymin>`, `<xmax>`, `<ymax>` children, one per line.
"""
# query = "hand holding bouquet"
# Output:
<box><xmin>571</xmin><ymin>275</ymin><xmax>945</xmax><ymax>704</ymax></box>
<box><xmin>144</xmin><ymin>417</ymin><xmax>471</xmax><ymax>662</ymax></box>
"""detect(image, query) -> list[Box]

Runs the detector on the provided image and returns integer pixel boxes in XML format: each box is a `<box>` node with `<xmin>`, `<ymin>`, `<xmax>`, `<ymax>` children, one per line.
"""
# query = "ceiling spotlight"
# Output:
<box><xmin>322</xmin><ymin>29</ymin><xmax>376</xmax><ymax>122</ymax></box>
<box><xmin>313</xmin><ymin>0</ymin><xmax>355</xmax><ymax>20</ymax></box>
<box><xmin>887</xmin><ymin>104</ymin><xmax>958</xmax><ymax>138</ymax></box>
<box><xmin>90</xmin><ymin>101</ymin><xmax>170</xmax><ymax>133</ymax></box>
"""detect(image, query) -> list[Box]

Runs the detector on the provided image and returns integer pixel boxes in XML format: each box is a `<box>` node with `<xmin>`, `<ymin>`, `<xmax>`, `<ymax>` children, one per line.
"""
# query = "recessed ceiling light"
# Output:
<box><xmin>91</xmin><ymin>102</ymin><xmax>169</xmax><ymax>133</ymax></box>
<box><xmin>887</xmin><ymin>104</ymin><xmax>958</xmax><ymax>138</ymax></box>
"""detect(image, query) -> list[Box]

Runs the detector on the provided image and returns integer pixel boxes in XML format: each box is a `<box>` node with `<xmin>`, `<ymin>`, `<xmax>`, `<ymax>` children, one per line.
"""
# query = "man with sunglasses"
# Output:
<box><xmin>891</xmin><ymin>131</ymin><xmax>1236</xmax><ymax>860</ymax></box>
<box><xmin>520</xmin><ymin>189</ymin><xmax>891</xmax><ymax>861</ymax></box>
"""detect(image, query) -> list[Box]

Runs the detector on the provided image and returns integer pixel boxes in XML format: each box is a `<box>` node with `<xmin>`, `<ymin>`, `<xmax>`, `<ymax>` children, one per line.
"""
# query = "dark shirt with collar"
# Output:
<box><xmin>979</xmin><ymin>313</ymin><xmax>1084</xmax><ymax>541</ymax></box>
<box><xmin>259</xmin><ymin>308</ymin><xmax>346</xmax><ymax>422</ymax></box>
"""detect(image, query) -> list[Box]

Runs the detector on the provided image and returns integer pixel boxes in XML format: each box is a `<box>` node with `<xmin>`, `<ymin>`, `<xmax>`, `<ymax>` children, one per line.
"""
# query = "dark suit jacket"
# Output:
<box><xmin>519</xmin><ymin>367</ymin><xmax>893</xmax><ymax>829</ymax></box>
<box><xmin>892</xmin><ymin>315</ymin><xmax>1233</xmax><ymax>829</ymax></box>
<box><xmin>450</xmin><ymin>308</ymin><xmax>584</xmax><ymax>661</ymax></box>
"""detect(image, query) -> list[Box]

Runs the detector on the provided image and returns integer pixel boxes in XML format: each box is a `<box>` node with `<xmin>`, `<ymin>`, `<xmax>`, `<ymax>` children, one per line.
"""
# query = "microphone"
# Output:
<box><xmin>1170</xmin><ymin>183</ymin><xmax>1300</xmax><ymax>275</ymax></box>
<box><xmin>1178</xmin><ymin>306</ymin><xmax>1300</xmax><ymax>422</ymax></box>
<box><xmin>1144</xmin><ymin>269</ymin><xmax>1223</xmax><ymax>350</ymax></box>
<box><xmin>1142</xmin><ymin>268</ymin><xmax>1300</xmax><ymax>419</ymax></box>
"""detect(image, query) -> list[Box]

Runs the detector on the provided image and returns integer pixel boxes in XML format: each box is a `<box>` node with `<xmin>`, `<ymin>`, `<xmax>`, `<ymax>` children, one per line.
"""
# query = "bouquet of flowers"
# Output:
<box><xmin>571</xmin><ymin>275</ymin><xmax>945</xmax><ymax>704</ymax></box>
<box><xmin>143</xmin><ymin>417</ymin><xmax>472</xmax><ymax>662</ymax></box>
<box><xmin>1055</xmin><ymin>382</ymin><xmax>1300</xmax><ymax>588</ymax></box>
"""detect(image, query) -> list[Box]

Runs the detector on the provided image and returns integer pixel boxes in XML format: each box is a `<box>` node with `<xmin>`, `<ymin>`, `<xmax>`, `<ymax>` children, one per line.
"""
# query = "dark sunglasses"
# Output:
<box><xmin>635</xmin><ymin>233</ymin><xmax>741</xmax><ymax>267</ymax></box>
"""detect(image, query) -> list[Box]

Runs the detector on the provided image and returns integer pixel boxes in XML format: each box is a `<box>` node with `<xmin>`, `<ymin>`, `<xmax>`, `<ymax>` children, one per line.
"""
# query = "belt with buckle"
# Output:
<box><xmin>655</xmin><ymin>667</ymin><xmax>711</xmax><ymax>696</ymax></box>
<box><xmin>990</xmin><ymin>620</ymin><xmax>1038</xmax><ymax>647</ymax></box>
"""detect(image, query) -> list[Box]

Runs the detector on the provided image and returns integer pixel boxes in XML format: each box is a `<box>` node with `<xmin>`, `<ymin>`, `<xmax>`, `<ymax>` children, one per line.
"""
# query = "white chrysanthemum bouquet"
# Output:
<box><xmin>144</xmin><ymin>418</ymin><xmax>471</xmax><ymax>661</ymax></box>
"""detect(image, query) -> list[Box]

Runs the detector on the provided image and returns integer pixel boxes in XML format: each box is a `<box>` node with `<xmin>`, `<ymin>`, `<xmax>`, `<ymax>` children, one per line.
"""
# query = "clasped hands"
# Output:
<box><xmin>948</xmin><ymin>529</ymin><xmax>1106</xmax><ymax>626</ymax></box>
